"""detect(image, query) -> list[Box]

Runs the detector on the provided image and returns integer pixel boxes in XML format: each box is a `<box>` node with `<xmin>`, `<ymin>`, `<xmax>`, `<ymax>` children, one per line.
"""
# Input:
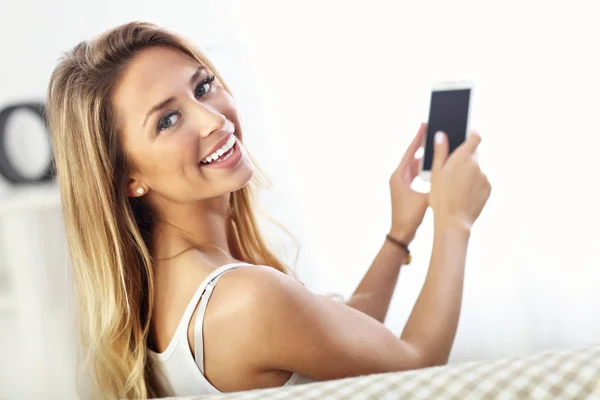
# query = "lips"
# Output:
<box><xmin>198</xmin><ymin>138</ymin><xmax>242</xmax><ymax>169</ymax></box>
<box><xmin>200</xmin><ymin>134</ymin><xmax>236</xmax><ymax>164</ymax></box>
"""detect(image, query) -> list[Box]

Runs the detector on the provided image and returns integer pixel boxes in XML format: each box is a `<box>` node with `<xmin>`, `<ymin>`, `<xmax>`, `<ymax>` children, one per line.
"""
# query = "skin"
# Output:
<box><xmin>113</xmin><ymin>46</ymin><xmax>491</xmax><ymax>393</ymax></box>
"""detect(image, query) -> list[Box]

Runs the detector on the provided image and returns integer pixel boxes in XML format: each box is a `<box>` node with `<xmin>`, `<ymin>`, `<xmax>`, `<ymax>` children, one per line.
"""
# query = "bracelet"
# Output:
<box><xmin>385</xmin><ymin>234</ymin><xmax>412</xmax><ymax>265</ymax></box>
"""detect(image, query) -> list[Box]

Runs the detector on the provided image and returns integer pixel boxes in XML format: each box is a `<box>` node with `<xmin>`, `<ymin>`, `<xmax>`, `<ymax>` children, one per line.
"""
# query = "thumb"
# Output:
<box><xmin>431</xmin><ymin>131</ymin><xmax>448</xmax><ymax>175</ymax></box>
<box><xmin>462</xmin><ymin>131</ymin><xmax>482</xmax><ymax>154</ymax></box>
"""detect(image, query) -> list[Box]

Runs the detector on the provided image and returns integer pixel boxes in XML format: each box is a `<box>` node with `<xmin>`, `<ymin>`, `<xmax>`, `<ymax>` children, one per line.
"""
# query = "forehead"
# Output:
<box><xmin>113</xmin><ymin>46</ymin><xmax>202</xmax><ymax>128</ymax></box>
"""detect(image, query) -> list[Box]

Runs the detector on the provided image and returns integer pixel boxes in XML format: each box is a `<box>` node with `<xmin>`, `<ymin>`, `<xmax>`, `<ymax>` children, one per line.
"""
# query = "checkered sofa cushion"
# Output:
<box><xmin>164</xmin><ymin>344</ymin><xmax>600</xmax><ymax>399</ymax></box>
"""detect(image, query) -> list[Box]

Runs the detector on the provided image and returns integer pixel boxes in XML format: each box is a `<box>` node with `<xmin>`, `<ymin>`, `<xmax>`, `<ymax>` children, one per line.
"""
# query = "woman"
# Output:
<box><xmin>47</xmin><ymin>21</ymin><xmax>491</xmax><ymax>399</ymax></box>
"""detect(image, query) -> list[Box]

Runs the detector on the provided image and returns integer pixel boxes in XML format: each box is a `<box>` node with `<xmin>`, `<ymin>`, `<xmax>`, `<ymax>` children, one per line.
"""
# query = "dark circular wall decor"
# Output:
<box><xmin>0</xmin><ymin>103</ymin><xmax>54</xmax><ymax>184</ymax></box>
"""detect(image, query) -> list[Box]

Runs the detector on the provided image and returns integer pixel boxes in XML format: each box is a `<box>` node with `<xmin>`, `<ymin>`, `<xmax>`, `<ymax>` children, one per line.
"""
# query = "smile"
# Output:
<box><xmin>200</xmin><ymin>136</ymin><xmax>236</xmax><ymax>165</ymax></box>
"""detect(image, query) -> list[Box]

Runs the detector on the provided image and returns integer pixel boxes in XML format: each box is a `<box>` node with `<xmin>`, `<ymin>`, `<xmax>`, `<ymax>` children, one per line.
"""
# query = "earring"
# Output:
<box><xmin>136</xmin><ymin>187</ymin><xmax>145</xmax><ymax>195</ymax></box>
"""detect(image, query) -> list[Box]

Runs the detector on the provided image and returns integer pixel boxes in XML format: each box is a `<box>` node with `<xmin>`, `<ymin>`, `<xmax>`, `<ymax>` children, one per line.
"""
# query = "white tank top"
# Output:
<box><xmin>148</xmin><ymin>262</ymin><xmax>312</xmax><ymax>397</ymax></box>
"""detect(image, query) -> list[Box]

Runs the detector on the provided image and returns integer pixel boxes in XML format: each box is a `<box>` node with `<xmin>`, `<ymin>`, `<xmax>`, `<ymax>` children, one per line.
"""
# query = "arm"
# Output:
<box><xmin>241</xmin><ymin>228</ymin><xmax>469</xmax><ymax>382</ymax></box>
<box><xmin>345</xmin><ymin>238</ymin><xmax>409</xmax><ymax>323</ymax></box>
<box><xmin>346</xmin><ymin>123</ymin><xmax>428</xmax><ymax>322</ymax></box>
<box><xmin>218</xmin><ymin>131</ymin><xmax>489</xmax><ymax>383</ymax></box>
<box><xmin>403</xmin><ymin>130</ymin><xmax>491</xmax><ymax>365</ymax></box>
<box><xmin>400</xmin><ymin>224</ymin><xmax>470</xmax><ymax>365</ymax></box>
<box><xmin>249</xmin><ymin>131</ymin><xmax>489</xmax><ymax>379</ymax></box>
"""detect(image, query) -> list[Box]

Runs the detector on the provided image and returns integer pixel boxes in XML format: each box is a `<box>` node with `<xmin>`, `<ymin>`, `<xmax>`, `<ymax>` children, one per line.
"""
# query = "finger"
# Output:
<box><xmin>404</xmin><ymin>156</ymin><xmax>422</xmax><ymax>184</ymax></box>
<box><xmin>409</xmin><ymin>157</ymin><xmax>421</xmax><ymax>180</ymax></box>
<box><xmin>458</xmin><ymin>131</ymin><xmax>482</xmax><ymax>155</ymax></box>
<box><xmin>400</xmin><ymin>123</ymin><xmax>427</xmax><ymax>166</ymax></box>
<box><xmin>431</xmin><ymin>131</ymin><xmax>449</xmax><ymax>175</ymax></box>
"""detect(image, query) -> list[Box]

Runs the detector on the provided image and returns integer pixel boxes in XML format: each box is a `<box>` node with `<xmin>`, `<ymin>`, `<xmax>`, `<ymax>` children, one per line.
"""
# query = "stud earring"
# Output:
<box><xmin>136</xmin><ymin>187</ymin><xmax>145</xmax><ymax>195</ymax></box>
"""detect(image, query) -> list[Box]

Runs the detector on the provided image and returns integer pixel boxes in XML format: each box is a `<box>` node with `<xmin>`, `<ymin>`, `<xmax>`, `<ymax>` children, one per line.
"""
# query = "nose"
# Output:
<box><xmin>191</xmin><ymin>102</ymin><xmax>227</xmax><ymax>138</ymax></box>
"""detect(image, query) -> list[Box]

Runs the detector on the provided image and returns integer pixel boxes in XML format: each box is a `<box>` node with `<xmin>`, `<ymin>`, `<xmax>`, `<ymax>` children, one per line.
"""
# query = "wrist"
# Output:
<box><xmin>388</xmin><ymin>228</ymin><xmax>416</xmax><ymax>245</ymax></box>
<box><xmin>433</xmin><ymin>217</ymin><xmax>472</xmax><ymax>239</ymax></box>
<box><xmin>384</xmin><ymin>233</ymin><xmax>412</xmax><ymax>265</ymax></box>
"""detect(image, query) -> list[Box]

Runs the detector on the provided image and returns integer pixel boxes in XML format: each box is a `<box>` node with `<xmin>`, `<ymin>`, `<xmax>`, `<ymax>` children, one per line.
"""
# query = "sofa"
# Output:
<box><xmin>161</xmin><ymin>343</ymin><xmax>600</xmax><ymax>399</ymax></box>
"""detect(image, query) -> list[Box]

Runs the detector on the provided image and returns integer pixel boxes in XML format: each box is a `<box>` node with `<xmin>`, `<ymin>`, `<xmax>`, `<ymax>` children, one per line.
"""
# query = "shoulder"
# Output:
<box><xmin>209</xmin><ymin>264</ymin><xmax>304</xmax><ymax>324</ymax></box>
<box><xmin>224</xmin><ymin>264</ymin><xmax>300</xmax><ymax>294</ymax></box>
<box><xmin>206</xmin><ymin>263</ymin><xmax>424</xmax><ymax>384</ymax></box>
<box><xmin>208</xmin><ymin>264</ymin><xmax>344</xmax><ymax>362</ymax></box>
<box><xmin>198</xmin><ymin>264</ymin><xmax>310</xmax><ymax>389</ymax></box>
<box><xmin>206</xmin><ymin>263</ymin><xmax>321</xmax><ymax>348</ymax></box>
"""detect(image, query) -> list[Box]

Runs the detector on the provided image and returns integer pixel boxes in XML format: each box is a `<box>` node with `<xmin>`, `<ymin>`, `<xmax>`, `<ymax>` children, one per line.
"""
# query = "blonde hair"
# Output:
<box><xmin>47</xmin><ymin>21</ymin><xmax>292</xmax><ymax>399</ymax></box>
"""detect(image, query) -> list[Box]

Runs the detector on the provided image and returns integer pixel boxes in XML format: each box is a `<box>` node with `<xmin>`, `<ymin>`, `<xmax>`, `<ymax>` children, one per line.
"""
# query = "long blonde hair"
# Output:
<box><xmin>47</xmin><ymin>21</ymin><xmax>292</xmax><ymax>399</ymax></box>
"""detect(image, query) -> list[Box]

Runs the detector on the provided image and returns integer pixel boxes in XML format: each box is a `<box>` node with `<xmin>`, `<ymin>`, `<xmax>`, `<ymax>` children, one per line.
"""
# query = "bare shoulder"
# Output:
<box><xmin>158</xmin><ymin>258</ymin><xmax>426</xmax><ymax>392</ymax></box>
<box><xmin>202</xmin><ymin>264</ymin><xmax>304</xmax><ymax>340</ymax></box>
<box><xmin>198</xmin><ymin>264</ymin><xmax>307</xmax><ymax>391</ymax></box>
<box><xmin>208</xmin><ymin>264</ymin><xmax>326</xmax><ymax>336</ymax></box>
<box><xmin>205</xmin><ymin>264</ymin><xmax>423</xmax><ymax>384</ymax></box>
<box><xmin>215</xmin><ymin>264</ymin><xmax>301</xmax><ymax>306</ymax></box>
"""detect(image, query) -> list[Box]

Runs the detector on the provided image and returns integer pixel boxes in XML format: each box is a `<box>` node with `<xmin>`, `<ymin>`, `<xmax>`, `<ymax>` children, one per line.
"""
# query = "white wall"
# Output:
<box><xmin>1</xmin><ymin>0</ymin><xmax>599</xmax><ymax>397</ymax></box>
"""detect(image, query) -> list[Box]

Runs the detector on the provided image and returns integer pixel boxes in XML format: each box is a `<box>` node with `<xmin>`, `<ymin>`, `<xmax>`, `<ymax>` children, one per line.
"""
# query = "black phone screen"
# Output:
<box><xmin>423</xmin><ymin>88</ymin><xmax>471</xmax><ymax>171</ymax></box>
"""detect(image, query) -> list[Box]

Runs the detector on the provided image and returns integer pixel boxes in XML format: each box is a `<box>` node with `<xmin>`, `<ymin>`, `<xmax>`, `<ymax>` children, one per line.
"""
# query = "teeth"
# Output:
<box><xmin>217</xmin><ymin>151</ymin><xmax>234</xmax><ymax>163</ymax></box>
<box><xmin>201</xmin><ymin>136</ymin><xmax>237</xmax><ymax>164</ymax></box>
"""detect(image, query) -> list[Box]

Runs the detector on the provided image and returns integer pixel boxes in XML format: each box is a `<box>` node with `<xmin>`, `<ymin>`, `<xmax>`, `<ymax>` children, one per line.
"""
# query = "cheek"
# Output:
<box><xmin>142</xmin><ymin>133</ymin><xmax>198</xmax><ymax>178</ymax></box>
<box><xmin>165</xmin><ymin>133</ymin><xmax>198</xmax><ymax>166</ymax></box>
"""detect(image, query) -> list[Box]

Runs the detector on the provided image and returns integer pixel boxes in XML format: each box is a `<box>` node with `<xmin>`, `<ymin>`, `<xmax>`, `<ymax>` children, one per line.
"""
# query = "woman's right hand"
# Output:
<box><xmin>429</xmin><ymin>131</ymin><xmax>491</xmax><ymax>231</ymax></box>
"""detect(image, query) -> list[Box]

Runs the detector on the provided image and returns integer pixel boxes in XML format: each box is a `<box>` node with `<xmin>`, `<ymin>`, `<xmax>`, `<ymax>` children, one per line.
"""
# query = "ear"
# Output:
<box><xmin>126</xmin><ymin>177</ymin><xmax>147</xmax><ymax>198</ymax></box>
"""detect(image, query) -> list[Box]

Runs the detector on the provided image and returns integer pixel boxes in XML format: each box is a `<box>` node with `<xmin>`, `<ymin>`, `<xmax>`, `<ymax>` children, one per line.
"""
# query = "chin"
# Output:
<box><xmin>232</xmin><ymin>145</ymin><xmax>255</xmax><ymax>187</ymax></box>
<box><xmin>232</xmin><ymin>163</ymin><xmax>254</xmax><ymax>191</ymax></box>
<box><xmin>213</xmin><ymin>160</ymin><xmax>254</xmax><ymax>197</ymax></box>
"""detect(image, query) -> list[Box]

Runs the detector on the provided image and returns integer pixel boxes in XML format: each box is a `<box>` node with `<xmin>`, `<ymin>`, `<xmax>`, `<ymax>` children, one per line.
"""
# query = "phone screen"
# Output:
<box><xmin>422</xmin><ymin>88</ymin><xmax>471</xmax><ymax>171</ymax></box>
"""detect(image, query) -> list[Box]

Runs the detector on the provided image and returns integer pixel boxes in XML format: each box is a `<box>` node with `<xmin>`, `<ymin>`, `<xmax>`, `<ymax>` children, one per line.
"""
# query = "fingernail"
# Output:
<box><xmin>435</xmin><ymin>131</ymin><xmax>444</xmax><ymax>144</ymax></box>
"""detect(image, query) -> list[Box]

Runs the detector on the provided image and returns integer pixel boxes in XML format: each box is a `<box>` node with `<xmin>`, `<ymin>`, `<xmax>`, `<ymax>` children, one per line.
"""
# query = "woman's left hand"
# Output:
<box><xmin>388</xmin><ymin>123</ymin><xmax>429</xmax><ymax>245</ymax></box>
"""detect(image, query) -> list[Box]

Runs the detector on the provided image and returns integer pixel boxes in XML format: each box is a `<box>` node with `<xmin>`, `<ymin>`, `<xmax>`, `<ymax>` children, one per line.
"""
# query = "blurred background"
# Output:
<box><xmin>1</xmin><ymin>0</ymin><xmax>599</xmax><ymax>398</ymax></box>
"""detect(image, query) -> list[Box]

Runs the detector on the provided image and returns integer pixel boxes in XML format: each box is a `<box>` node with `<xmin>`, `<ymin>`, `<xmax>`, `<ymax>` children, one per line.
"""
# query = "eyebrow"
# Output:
<box><xmin>142</xmin><ymin>65</ymin><xmax>206</xmax><ymax>128</ymax></box>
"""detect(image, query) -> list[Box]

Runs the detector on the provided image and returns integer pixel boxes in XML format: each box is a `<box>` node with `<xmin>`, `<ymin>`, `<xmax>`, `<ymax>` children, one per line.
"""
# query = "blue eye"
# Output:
<box><xmin>195</xmin><ymin>75</ymin><xmax>215</xmax><ymax>98</ymax></box>
<box><xmin>157</xmin><ymin>111</ymin><xmax>181</xmax><ymax>132</ymax></box>
<box><xmin>154</xmin><ymin>75</ymin><xmax>215</xmax><ymax>134</ymax></box>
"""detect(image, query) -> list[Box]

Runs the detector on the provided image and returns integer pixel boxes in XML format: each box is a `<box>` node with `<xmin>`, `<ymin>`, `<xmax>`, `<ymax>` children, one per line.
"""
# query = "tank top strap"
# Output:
<box><xmin>187</xmin><ymin>263</ymin><xmax>250</xmax><ymax>373</ymax></box>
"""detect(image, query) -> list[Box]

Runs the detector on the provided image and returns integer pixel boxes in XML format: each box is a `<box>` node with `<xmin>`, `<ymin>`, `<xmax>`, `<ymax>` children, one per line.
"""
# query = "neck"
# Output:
<box><xmin>150</xmin><ymin>193</ymin><xmax>233</xmax><ymax>262</ymax></box>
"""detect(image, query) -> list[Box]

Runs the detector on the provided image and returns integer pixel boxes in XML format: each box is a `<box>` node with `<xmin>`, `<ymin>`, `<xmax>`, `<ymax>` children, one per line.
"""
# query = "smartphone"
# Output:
<box><xmin>419</xmin><ymin>80</ymin><xmax>473</xmax><ymax>181</ymax></box>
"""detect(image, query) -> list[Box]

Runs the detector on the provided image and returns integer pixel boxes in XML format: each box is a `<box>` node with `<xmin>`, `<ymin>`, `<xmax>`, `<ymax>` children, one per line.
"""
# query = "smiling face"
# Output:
<box><xmin>113</xmin><ymin>46</ymin><xmax>253</xmax><ymax>204</ymax></box>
